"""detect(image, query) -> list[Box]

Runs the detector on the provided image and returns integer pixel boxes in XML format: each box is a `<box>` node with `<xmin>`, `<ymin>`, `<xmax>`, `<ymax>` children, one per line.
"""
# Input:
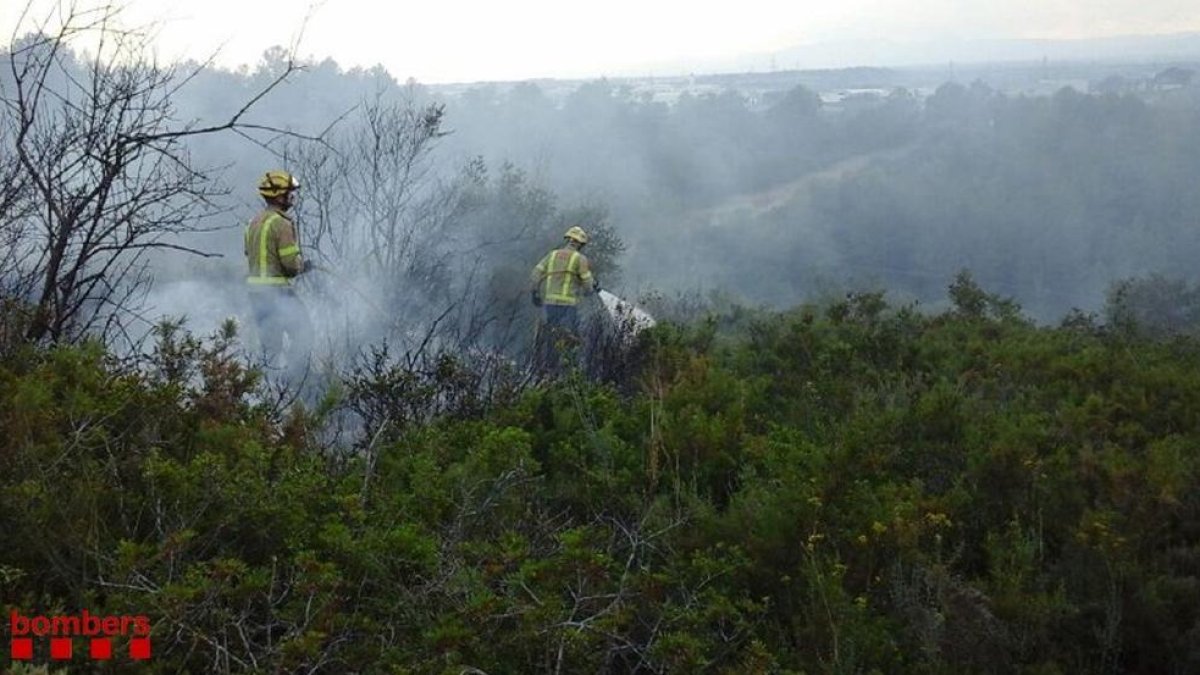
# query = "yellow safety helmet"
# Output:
<box><xmin>563</xmin><ymin>226</ymin><xmax>589</xmax><ymax>245</ymax></box>
<box><xmin>257</xmin><ymin>170</ymin><xmax>300</xmax><ymax>199</ymax></box>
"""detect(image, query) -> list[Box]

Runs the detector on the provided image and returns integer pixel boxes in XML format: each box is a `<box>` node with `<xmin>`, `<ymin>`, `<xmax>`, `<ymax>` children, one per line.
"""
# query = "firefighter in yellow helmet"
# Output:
<box><xmin>244</xmin><ymin>170</ymin><xmax>313</xmax><ymax>374</ymax></box>
<box><xmin>530</xmin><ymin>225</ymin><xmax>600</xmax><ymax>369</ymax></box>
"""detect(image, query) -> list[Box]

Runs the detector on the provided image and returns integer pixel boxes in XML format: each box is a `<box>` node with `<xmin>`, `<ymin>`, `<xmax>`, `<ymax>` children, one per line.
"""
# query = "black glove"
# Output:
<box><xmin>592</xmin><ymin>280</ymin><xmax>601</xmax><ymax>293</ymax></box>
<box><xmin>530</xmin><ymin>289</ymin><xmax>543</xmax><ymax>307</ymax></box>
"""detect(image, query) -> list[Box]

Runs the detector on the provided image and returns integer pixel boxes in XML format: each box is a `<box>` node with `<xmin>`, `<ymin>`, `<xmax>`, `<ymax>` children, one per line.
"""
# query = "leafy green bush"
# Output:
<box><xmin>4</xmin><ymin>278</ymin><xmax>1200</xmax><ymax>673</ymax></box>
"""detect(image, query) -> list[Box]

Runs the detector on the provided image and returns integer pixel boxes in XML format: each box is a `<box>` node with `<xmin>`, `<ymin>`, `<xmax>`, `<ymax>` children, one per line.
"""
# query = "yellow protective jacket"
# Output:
<box><xmin>531</xmin><ymin>246</ymin><xmax>594</xmax><ymax>306</ymax></box>
<box><xmin>244</xmin><ymin>207</ymin><xmax>303</xmax><ymax>286</ymax></box>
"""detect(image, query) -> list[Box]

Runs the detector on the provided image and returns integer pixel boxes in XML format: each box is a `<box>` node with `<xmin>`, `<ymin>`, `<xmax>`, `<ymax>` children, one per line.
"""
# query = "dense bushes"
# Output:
<box><xmin>3</xmin><ymin>281</ymin><xmax>1200</xmax><ymax>673</ymax></box>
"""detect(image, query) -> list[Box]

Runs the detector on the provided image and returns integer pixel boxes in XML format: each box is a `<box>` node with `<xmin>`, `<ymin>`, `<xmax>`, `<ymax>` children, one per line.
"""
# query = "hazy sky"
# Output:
<box><xmin>3</xmin><ymin>0</ymin><xmax>1200</xmax><ymax>82</ymax></box>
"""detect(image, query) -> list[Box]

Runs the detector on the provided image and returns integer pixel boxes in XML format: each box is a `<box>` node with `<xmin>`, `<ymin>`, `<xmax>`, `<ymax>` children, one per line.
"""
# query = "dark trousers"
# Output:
<box><xmin>544</xmin><ymin>304</ymin><xmax>580</xmax><ymax>335</ymax></box>
<box><xmin>247</xmin><ymin>287</ymin><xmax>313</xmax><ymax>376</ymax></box>
<box><xmin>535</xmin><ymin>304</ymin><xmax>581</xmax><ymax>374</ymax></box>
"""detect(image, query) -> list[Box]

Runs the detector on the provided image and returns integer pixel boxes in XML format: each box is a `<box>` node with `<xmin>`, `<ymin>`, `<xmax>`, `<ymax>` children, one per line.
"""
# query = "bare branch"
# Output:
<box><xmin>1</xmin><ymin>0</ymin><xmax>311</xmax><ymax>343</ymax></box>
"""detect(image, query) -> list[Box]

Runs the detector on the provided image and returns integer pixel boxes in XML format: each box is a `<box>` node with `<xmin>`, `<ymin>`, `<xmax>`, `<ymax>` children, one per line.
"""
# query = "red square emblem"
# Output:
<box><xmin>90</xmin><ymin>638</ymin><xmax>113</xmax><ymax>660</ymax></box>
<box><xmin>49</xmin><ymin>637</ymin><xmax>73</xmax><ymax>660</ymax></box>
<box><xmin>10</xmin><ymin>638</ymin><xmax>34</xmax><ymax>660</ymax></box>
<box><xmin>129</xmin><ymin>637</ymin><xmax>152</xmax><ymax>660</ymax></box>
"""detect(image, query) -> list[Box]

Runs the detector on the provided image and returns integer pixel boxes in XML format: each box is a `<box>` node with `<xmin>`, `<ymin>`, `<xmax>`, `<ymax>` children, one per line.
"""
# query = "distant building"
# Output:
<box><xmin>1152</xmin><ymin>67</ymin><xmax>1195</xmax><ymax>90</ymax></box>
<box><xmin>1029</xmin><ymin>79</ymin><xmax>1092</xmax><ymax>96</ymax></box>
<box><xmin>1091</xmin><ymin>74</ymin><xmax>1137</xmax><ymax>95</ymax></box>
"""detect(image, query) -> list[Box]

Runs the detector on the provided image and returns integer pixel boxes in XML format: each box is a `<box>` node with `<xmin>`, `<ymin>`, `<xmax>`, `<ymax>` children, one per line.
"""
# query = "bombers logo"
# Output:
<box><xmin>8</xmin><ymin>610</ymin><xmax>152</xmax><ymax>662</ymax></box>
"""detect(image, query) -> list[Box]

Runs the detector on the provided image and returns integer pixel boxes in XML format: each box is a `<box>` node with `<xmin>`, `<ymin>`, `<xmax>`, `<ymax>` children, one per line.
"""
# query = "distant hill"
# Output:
<box><xmin>452</xmin><ymin>32</ymin><xmax>1200</xmax><ymax>100</ymax></box>
<box><xmin>625</xmin><ymin>32</ymin><xmax>1200</xmax><ymax>77</ymax></box>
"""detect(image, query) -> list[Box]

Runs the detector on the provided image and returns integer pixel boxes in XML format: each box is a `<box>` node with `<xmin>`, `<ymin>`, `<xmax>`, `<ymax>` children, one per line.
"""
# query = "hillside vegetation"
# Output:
<box><xmin>3</xmin><ymin>274</ymin><xmax>1199</xmax><ymax>674</ymax></box>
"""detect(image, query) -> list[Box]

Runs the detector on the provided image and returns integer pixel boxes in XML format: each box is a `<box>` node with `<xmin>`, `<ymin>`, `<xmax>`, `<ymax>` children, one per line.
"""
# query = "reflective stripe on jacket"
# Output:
<box><xmin>532</xmin><ymin>247</ymin><xmax>594</xmax><ymax>306</ymax></box>
<box><xmin>244</xmin><ymin>207</ymin><xmax>302</xmax><ymax>285</ymax></box>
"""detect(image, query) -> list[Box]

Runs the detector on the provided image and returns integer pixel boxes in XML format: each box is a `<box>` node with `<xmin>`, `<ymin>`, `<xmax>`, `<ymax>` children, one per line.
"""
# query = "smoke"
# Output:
<box><xmin>111</xmin><ymin>50</ymin><xmax>1200</xmax><ymax>359</ymax></box>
